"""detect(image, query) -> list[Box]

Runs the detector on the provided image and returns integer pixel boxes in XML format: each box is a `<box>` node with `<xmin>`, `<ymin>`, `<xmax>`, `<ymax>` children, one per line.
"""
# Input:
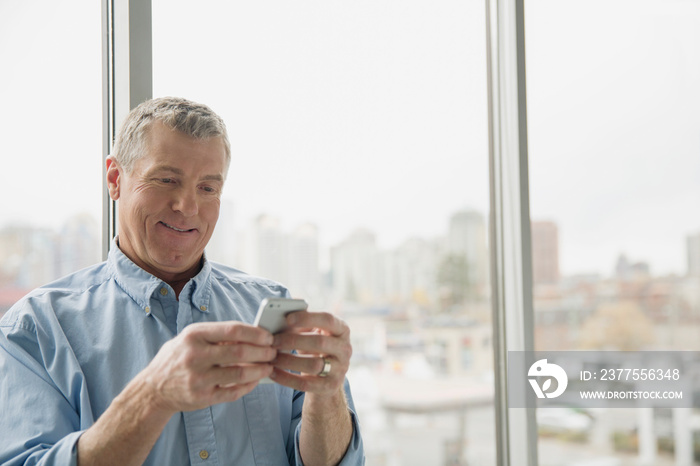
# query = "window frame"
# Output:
<box><xmin>101</xmin><ymin>0</ymin><xmax>153</xmax><ymax>259</ymax></box>
<box><xmin>486</xmin><ymin>0</ymin><xmax>537</xmax><ymax>464</ymax></box>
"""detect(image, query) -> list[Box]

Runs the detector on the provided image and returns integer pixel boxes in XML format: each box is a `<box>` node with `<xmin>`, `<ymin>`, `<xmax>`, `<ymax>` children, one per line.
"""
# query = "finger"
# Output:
<box><xmin>209</xmin><ymin>380</ymin><xmax>260</xmax><ymax>405</ymax></box>
<box><xmin>272</xmin><ymin>352</ymin><xmax>323</xmax><ymax>375</ymax></box>
<box><xmin>269</xmin><ymin>368</ymin><xmax>340</xmax><ymax>395</ymax></box>
<box><xmin>185</xmin><ymin>321</ymin><xmax>274</xmax><ymax>346</ymax></box>
<box><xmin>285</xmin><ymin>311</ymin><xmax>349</xmax><ymax>337</ymax></box>
<box><xmin>207</xmin><ymin>343</ymin><xmax>277</xmax><ymax>366</ymax></box>
<box><xmin>273</xmin><ymin>333</ymin><xmax>352</xmax><ymax>362</ymax></box>
<box><xmin>210</xmin><ymin>363</ymin><xmax>274</xmax><ymax>387</ymax></box>
<box><xmin>272</xmin><ymin>353</ymin><xmax>347</xmax><ymax>378</ymax></box>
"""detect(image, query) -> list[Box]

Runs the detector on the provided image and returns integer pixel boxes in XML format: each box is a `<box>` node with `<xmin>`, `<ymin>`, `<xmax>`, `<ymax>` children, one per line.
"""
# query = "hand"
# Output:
<box><xmin>269</xmin><ymin>311</ymin><xmax>352</xmax><ymax>396</ymax></box>
<box><xmin>142</xmin><ymin>321</ymin><xmax>276</xmax><ymax>413</ymax></box>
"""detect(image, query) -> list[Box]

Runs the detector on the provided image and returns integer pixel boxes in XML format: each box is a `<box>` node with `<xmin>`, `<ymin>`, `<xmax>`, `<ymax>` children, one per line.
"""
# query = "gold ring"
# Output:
<box><xmin>318</xmin><ymin>357</ymin><xmax>331</xmax><ymax>377</ymax></box>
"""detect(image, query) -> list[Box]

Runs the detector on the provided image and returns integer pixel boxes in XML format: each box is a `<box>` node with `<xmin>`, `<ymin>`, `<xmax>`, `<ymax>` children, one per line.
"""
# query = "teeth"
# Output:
<box><xmin>163</xmin><ymin>222</ymin><xmax>189</xmax><ymax>232</ymax></box>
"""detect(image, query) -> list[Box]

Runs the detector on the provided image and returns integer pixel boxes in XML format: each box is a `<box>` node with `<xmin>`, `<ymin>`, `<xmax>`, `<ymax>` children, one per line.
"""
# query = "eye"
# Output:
<box><xmin>160</xmin><ymin>178</ymin><xmax>174</xmax><ymax>183</ymax></box>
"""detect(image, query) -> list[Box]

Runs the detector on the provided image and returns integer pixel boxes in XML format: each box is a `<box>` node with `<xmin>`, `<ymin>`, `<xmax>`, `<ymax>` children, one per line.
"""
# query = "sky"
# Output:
<box><xmin>525</xmin><ymin>0</ymin><xmax>700</xmax><ymax>275</ymax></box>
<box><xmin>1</xmin><ymin>0</ymin><xmax>698</xmax><ymax>277</ymax></box>
<box><xmin>0</xmin><ymin>1</ymin><xmax>102</xmax><ymax>229</ymax></box>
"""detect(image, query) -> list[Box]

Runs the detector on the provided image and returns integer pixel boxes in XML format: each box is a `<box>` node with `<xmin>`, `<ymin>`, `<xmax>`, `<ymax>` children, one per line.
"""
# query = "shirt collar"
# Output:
<box><xmin>107</xmin><ymin>237</ymin><xmax>212</xmax><ymax>313</ymax></box>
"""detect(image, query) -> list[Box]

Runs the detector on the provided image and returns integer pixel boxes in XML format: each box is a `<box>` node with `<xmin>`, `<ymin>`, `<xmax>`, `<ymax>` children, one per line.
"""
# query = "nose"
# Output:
<box><xmin>171</xmin><ymin>187</ymin><xmax>199</xmax><ymax>217</ymax></box>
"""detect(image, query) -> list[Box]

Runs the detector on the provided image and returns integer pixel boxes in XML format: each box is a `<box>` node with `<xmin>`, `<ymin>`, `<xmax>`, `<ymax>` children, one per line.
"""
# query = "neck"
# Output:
<box><xmin>158</xmin><ymin>257</ymin><xmax>204</xmax><ymax>300</ymax></box>
<box><xmin>170</xmin><ymin>279</ymin><xmax>189</xmax><ymax>300</ymax></box>
<box><xmin>115</xmin><ymin>238</ymin><xmax>203</xmax><ymax>300</ymax></box>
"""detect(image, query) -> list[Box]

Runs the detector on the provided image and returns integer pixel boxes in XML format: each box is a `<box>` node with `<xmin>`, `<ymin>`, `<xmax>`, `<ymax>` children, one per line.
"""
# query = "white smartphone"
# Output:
<box><xmin>254</xmin><ymin>297</ymin><xmax>308</xmax><ymax>334</ymax></box>
<box><xmin>254</xmin><ymin>297</ymin><xmax>307</xmax><ymax>384</ymax></box>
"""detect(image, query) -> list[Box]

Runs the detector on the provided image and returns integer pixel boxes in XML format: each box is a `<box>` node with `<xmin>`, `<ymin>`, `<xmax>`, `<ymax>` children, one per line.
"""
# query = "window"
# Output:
<box><xmin>0</xmin><ymin>1</ymin><xmax>102</xmax><ymax>317</ymax></box>
<box><xmin>152</xmin><ymin>1</ymin><xmax>497</xmax><ymax>463</ymax></box>
<box><xmin>527</xmin><ymin>1</ymin><xmax>700</xmax><ymax>463</ymax></box>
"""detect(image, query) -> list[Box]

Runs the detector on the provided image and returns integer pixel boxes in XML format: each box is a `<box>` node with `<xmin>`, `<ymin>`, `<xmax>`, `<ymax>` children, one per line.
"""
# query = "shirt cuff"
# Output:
<box><xmin>3</xmin><ymin>430</ymin><xmax>84</xmax><ymax>466</ymax></box>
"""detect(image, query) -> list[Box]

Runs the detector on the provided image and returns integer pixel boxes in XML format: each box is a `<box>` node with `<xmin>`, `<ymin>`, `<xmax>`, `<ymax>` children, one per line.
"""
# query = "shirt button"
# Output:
<box><xmin>200</xmin><ymin>305</ymin><xmax>207</xmax><ymax>311</ymax></box>
<box><xmin>144</xmin><ymin>306</ymin><xmax>150</xmax><ymax>314</ymax></box>
<box><xmin>160</xmin><ymin>287</ymin><xmax>168</xmax><ymax>296</ymax></box>
<box><xmin>199</xmin><ymin>450</ymin><xmax>209</xmax><ymax>460</ymax></box>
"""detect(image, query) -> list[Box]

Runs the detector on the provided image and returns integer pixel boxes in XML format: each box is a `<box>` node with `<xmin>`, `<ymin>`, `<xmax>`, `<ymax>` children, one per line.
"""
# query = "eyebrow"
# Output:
<box><xmin>148</xmin><ymin>165</ymin><xmax>224</xmax><ymax>182</ymax></box>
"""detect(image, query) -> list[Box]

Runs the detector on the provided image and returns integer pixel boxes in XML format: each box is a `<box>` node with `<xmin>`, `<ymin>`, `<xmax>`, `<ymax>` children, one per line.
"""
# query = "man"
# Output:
<box><xmin>0</xmin><ymin>97</ymin><xmax>364</xmax><ymax>465</ymax></box>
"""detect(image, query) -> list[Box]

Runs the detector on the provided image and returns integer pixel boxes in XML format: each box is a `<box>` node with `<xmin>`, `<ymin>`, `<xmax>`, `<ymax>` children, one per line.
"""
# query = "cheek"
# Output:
<box><xmin>122</xmin><ymin>192</ymin><xmax>160</xmax><ymax>224</ymax></box>
<box><xmin>203</xmin><ymin>201</ymin><xmax>221</xmax><ymax>225</ymax></box>
<box><xmin>135</xmin><ymin>189</ymin><xmax>168</xmax><ymax>211</ymax></box>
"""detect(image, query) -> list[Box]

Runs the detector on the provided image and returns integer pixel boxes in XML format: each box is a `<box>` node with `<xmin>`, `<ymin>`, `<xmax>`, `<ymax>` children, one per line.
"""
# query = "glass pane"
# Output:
<box><xmin>0</xmin><ymin>1</ymin><xmax>102</xmax><ymax>317</ymax></box>
<box><xmin>153</xmin><ymin>1</ymin><xmax>495</xmax><ymax>463</ymax></box>
<box><xmin>526</xmin><ymin>1</ymin><xmax>700</xmax><ymax>464</ymax></box>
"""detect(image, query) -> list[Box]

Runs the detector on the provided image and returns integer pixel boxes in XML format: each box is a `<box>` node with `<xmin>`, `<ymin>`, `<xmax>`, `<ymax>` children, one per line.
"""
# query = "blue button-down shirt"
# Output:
<box><xmin>0</xmin><ymin>241</ymin><xmax>364</xmax><ymax>465</ymax></box>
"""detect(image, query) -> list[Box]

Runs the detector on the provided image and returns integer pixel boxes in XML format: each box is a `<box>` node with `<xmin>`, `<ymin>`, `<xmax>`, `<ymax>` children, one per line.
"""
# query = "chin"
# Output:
<box><xmin>160</xmin><ymin>253</ymin><xmax>202</xmax><ymax>271</ymax></box>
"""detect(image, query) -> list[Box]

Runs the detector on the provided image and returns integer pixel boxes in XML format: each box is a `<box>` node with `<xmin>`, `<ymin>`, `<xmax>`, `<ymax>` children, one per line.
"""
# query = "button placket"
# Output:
<box><xmin>182</xmin><ymin>408</ymin><xmax>219</xmax><ymax>465</ymax></box>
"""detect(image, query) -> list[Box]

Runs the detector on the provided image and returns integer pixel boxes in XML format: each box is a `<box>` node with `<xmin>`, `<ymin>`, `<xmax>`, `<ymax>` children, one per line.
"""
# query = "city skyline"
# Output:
<box><xmin>2</xmin><ymin>208</ymin><xmax>698</xmax><ymax>294</ymax></box>
<box><xmin>4</xmin><ymin>2</ymin><xmax>700</xmax><ymax>286</ymax></box>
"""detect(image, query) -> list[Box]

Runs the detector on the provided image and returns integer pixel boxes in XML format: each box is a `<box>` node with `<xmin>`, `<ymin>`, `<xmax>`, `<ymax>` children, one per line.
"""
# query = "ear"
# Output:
<box><xmin>106</xmin><ymin>156</ymin><xmax>122</xmax><ymax>200</ymax></box>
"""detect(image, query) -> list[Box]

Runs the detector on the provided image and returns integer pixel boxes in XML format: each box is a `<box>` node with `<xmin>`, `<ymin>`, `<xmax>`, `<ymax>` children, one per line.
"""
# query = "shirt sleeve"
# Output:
<box><xmin>0</xmin><ymin>317</ymin><xmax>84</xmax><ymax>465</ymax></box>
<box><xmin>291</xmin><ymin>378</ymin><xmax>366</xmax><ymax>465</ymax></box>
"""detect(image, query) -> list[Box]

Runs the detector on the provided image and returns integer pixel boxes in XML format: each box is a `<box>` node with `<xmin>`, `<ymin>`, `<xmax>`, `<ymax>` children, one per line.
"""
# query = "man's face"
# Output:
<box><xmin>107</xmin><ymin>121</ymin><xmax>227</xmax><ymax>283</ymax></box>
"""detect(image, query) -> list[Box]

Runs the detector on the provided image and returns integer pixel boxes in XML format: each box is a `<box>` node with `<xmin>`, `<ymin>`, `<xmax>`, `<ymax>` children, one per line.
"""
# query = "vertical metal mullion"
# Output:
<box><xmin>101</xmin><ymin>0</ymin><xmax>115</xmax><ymax>260</ymax></box>
<box><xmin>486</xmin><ymin>1</ymin><xmax>506</xmax><ymax>464</ymax></box>
<box><xmin>101</xmin><ymin>0</ymin><xmax>152</xmax><ymax>260</ymax></box>
<box><xmin>486</xmin><ymin>0</ymin><xmax>537</xmax><ymax>464</ymax></box>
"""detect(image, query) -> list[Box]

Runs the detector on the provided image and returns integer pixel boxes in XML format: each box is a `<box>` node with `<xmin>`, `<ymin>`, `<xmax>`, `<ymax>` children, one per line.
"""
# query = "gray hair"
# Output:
<box><xmin>112</xmin><ymin>96</ymin><xmax>231</xmax><ymax>174</ymax></box>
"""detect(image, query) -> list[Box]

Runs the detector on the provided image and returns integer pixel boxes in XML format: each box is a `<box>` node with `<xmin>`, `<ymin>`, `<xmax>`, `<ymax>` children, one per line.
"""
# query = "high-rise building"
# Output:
<box><xmin>614</xmin><ymin>254</ymin><xmax>650</xmax><ymax>281</ymax></box>
<box><xmin>447</xmin><ymin>209</ymin><xmax>488</xmax><ymax>288</ymax></box>
<box><xmin>531</xmin><ymin>220</ymin><xmax>560</xmax><ymax>285</ymax></box>
<box><xmin>287</xmin><ymin>223</ymin><xmax>321</xmax><ymax>301</ymax></box>
<box><xmin>235</xmin><ymin>216</ymin><xmax>323</xmax><ymax>303</ymax></box>
<box><xmin>389</xmin><ymin>237</ymin><xmax>440</xmax><ymax>305</ymax></box>
<box><xmin>251</xmin><ymin>214</ymin><xmax>289</xmax><ymax>285</ymax></box>
<box><xmin>330</xmin><ymin>229</ymin><xmax>379</xmax><ymax>303</ymax></box>
<box><xmin>688</xmin><ymin>232</ymin><xmax>700</xmax><ymax>278</ymax></box>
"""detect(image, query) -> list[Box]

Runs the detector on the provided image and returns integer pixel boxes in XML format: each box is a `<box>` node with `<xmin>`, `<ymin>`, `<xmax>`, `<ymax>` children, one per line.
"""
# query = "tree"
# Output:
<box><xmin>578</xmin><ymin>301</ymin><xmax>655</xmax><ymax>350</ymax></box>
<box><xmin>437</xmin><ymin>254</ymin><xmax>471</xmax><ymax>310</ymax></box>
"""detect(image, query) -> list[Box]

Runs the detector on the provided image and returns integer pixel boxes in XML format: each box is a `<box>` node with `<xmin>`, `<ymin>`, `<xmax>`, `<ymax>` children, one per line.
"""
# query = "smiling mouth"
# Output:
<box><xmin>160</xmin><ymin>222</ymin><xmax>195</xmax><ymax>233</ymax></box>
